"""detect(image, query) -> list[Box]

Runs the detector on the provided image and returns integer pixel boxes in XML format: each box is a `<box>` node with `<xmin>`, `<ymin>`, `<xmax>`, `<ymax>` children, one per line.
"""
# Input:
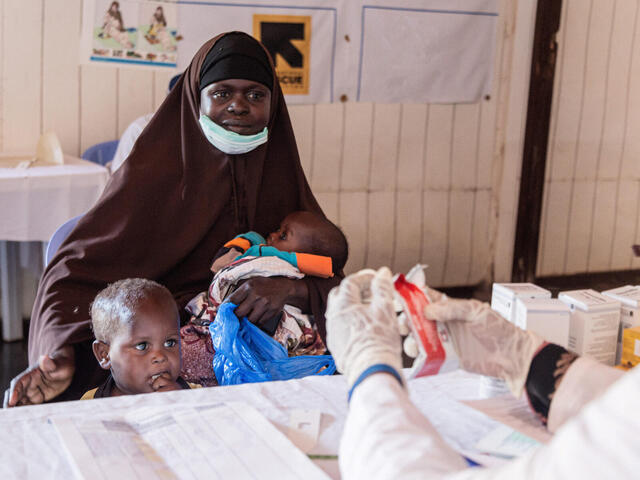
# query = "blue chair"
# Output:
<box><xmin>81</xmin><ymin>140</ymin><xmax>119</xmax><ymax>166</ymax></box>
<box><xmin>45</xmin><ymin>215</ymin><xmax>83</xmax><ymax>266</ymax></box>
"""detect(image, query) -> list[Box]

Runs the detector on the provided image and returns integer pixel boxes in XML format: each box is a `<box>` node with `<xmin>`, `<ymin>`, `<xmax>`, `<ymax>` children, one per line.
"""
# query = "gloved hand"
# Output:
<box><xmin>326</xmin><ymin>268</ymin><xmax>403</xmax><ymax>390</ymax></box>
<box><xmin>423</xmin><ymin>298</ymin><xmax>545</xmax><ymax>397</ymax></box>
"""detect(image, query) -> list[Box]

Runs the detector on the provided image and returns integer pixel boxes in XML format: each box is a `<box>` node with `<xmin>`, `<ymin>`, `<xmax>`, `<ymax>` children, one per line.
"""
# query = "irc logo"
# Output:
<box><xmin>253</xmin><ymin>15</ymin><xmax>311</xmax><ymax>95</ymax></box>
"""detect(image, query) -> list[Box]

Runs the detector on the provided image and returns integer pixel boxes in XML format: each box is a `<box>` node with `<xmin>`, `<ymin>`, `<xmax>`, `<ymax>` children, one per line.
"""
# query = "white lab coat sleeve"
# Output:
<box><xmin>340</xmin><ymin>373</ymin><xmax>468</xmax><ymax>480</ymax></box>
<box><xmin>341</xmin><ymin>368</ymin><xmax>640</xmax><ymax>480</ymax></box>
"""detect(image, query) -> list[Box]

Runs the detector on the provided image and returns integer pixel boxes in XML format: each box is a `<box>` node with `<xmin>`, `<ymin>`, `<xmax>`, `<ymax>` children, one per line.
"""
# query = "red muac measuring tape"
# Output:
<box><xmin>394</xmin><ymin>274</ymin><xmax>458</xmax><ymax>378</ymax></box>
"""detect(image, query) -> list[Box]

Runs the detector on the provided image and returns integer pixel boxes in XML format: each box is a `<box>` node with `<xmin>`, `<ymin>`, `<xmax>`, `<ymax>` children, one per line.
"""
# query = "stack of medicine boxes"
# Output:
<box><xmin>492</xmin><ymin>284</ymin><xmax>622</xmax><ymax>366</ymax></box>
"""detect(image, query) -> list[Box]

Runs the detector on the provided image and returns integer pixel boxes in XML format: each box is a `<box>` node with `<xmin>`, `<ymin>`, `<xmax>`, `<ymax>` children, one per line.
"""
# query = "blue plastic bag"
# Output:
<box><xmin>210</xmin><ymin>302</ymin><xmax>336</xmax><ymax>385</ymax></box>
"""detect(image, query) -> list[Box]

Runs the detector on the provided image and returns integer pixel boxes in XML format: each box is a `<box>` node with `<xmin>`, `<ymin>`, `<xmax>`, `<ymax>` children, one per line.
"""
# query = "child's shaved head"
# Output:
<box><xmin>91</xmin><ymin>278</ymin><xmax>176</xmax><ymax>343</ymax></box>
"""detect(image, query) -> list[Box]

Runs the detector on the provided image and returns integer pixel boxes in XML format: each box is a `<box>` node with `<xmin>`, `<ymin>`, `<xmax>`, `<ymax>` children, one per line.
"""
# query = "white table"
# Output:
<box><xmin>0</xmin><ymin>155</ymin><xmax>109</xmax><ymax>341</ymax></box>
<box><xmin>0</xmin><ymin>370</ymin><xmax>508</xmax><ymax>479</ymax></box>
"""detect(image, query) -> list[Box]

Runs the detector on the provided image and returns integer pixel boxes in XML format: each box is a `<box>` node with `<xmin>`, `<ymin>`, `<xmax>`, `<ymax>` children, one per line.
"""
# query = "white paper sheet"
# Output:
<box><xmin>52</xmin><ymin>402</ymin><xmax>330</xmax><ymax>480</ymax></box>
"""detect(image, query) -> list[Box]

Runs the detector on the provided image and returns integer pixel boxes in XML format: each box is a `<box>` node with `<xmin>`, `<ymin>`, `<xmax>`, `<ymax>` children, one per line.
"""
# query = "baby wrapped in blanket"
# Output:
<box><xmin>181</xmin><ymin>211</ymin><xmax>348</xmax><ymax>386</ymax></box>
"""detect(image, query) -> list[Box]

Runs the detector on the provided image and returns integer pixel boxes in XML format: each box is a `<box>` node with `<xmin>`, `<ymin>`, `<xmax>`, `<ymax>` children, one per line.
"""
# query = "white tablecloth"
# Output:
<box><xmin>0</xmin><ymin>155</ymin><xmax>109</xmax><ymax>241</ymax></box>
<box><xmin>0</xmin><ymin>370</ymin><xmax>498</xmax><ymax>479</ymax></box>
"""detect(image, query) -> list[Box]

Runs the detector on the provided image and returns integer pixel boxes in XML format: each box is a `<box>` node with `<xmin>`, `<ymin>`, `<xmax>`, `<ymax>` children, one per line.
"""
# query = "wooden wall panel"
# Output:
<box><xmin>393</xmin><ymin>191</ymin><xmax>423</xmax><ymax>275</ymax></box>
<box><xmin>341</xmin><ymin>102</ymin><xmax>373</xmax><ymax>192</ymax></box>
<box><xmin>365</xmin><ymin>192</ymin><xmax>395</xmax><ymax>268</ymax></box>
<box><xmin>339</xmin><ymin>192</ymin><xmax>367</xmax><ymax>273</ymax></box>
<box><xmin>153</xmin><ymin>70</ymin><xmax>173</xmax><ymax>110</ymax></box>
<box><xmin>564</xmin><ymin>180</ymin><xmax>596</xmax><ymax>274</ymax></box>
<box><xmin>587</xmin><ymin>180</ymin><xmax>617</xmax><ymax>271</ymax></box>
<box><xmin>369</xmin><ymin>104</ymin><xmax>401</xmax><ymax>192</ymax></box>
<box><xmin>310</xmin><ymin>103</ymin><xmax>343</xmax><ymax>193</ymax></box>
<box><xmin>117</xmin><ymin>70</ymin><xmax>154</xmax><ymax>137</ymax></box>
<box><xmin>444</xmin><ymin>191</ymin><xmax>474</xmax><ymax>285</ymax></box>
<box><xmin>288</xmin><ymin>104</ymin><xmax>314</xmax><ymax>177</ymax></box>
<box><xmin>423</xmin><ymin>105</ymin><xmax>453</xmax><ymax>190</ymax></box>
<box><xmin>79</xmin><ymin>65</ymin><xmax>117</xmax><ymax>153</ymax></box>
<box><xmin>469</xmin><ymin>189</ymin><xmax>492</xmax><ymax>284</ymax></box>
<box><xmin>422</xmin><ymin>191</ymin><xmax>448</xmax><ymax>285</ymax></box>
<box><xmin>610</xmin><ymin>180</ymin><xmax>639</xmax><ymax>269</ymax></box>
<box><xmin>539</xmin><ymin>0</ymin><xmax>640</xmax><ymax>276</ymax></box>
<box><xmin>451</xmin><ymin>104</ymin><xmax>480</xmax><ymax>190</ymax></box>
<box><xmin>2</xmin><ymin>0</ymin><xmax>42</xmax><ymax>152</ymax></box>
<box><xmin>42</xmin><ymin>0</ymin><xmax>81</xmax><ymax>156</ymax></box>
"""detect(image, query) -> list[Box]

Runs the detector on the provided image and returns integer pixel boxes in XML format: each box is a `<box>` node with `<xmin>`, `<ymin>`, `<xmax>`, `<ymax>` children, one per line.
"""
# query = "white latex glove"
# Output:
<box><xmin>326</xmin><ymin>267</ymin><xmax>403</xmax><ymax>388</ymax></box>
<box><xmin>425</xmin><ymin>298</ymin><xmax>545</xmax><ymax>397</ymax></box>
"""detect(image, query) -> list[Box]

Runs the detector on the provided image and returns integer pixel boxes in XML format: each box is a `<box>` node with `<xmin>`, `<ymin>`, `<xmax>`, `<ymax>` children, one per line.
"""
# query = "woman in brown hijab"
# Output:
<box><xmin>5</xmin><ymin>32</ymin><xmax>340</xmax><ymax>406</ymax></box>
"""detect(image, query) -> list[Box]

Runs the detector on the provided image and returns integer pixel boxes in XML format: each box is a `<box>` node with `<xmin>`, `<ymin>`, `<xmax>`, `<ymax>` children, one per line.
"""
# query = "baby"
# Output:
<box><xmin>181</xmin><ymin>211</ymin><xmax>348</xmax><ymax>385</ymax></box>
<box><xmin>211</xmin><ymin>210</ymin><xmax>348</xmax><ymax>278</ymax></box>
<box><xmin>83</xmin><ymin>278</ymin><xmax>197</xmax><ymax>399</ymax></box>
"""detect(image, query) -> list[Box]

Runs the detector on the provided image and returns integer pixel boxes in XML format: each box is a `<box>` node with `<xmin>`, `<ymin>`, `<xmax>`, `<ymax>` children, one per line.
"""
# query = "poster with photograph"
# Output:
<box><xmin>83</xmin><ymin>0</ymin><xmax>180</xmax><ymax>68</ymax></box>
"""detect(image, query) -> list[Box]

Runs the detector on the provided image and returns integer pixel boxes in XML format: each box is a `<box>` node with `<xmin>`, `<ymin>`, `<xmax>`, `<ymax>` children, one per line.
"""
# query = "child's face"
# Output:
<box><xmin>106</xmin><ymin>296</ymin><xmax>181</xmax><ymax>395</ymax></box>
<box><xmin>266</xmin><ymin>211</ymin><xmax>320</xmax><ymax>252</ymax></box>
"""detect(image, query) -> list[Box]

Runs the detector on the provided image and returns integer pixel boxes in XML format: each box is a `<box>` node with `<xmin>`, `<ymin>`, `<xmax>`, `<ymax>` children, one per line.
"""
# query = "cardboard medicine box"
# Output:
<box><xmin>621</xmin><ymin>326</ymin><xmax>640</xmax><ymax>368</ymax></box>
<box><xmin>514</xmin><ymin>298</ymin><xmax>571</xmax><ymax>348</ymax></box>
<box><xmin>602</xmin><ymin>285</ymin><xmax>640</xmax><ymax>365</ymax></box>
<box><xmin>558</xmin><ymin>289</ymin><xmax>621</xmax><ymax>366</ymax></box>
<box><xmin>491</xmin><ymin>283</ymin><xmax>551</xmax><ymax>323</ymax></box>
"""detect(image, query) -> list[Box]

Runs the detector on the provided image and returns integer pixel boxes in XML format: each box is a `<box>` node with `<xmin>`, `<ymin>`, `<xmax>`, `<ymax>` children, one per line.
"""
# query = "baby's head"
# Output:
<box><xmin>91</xmin><ymin>278</ymin><xmax>181</xmax><ymax>396</ymax></box>
<box><xmin>267</xmin><ymin>211</ymin><xmax>349</xmax><ymax>273</ymax></box>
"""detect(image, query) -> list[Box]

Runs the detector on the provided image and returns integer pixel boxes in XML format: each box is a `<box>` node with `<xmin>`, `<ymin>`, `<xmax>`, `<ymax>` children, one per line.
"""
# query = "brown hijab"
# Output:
<box><xmin>29</xmin><ymin>32</ymin><xmax>340</xmax><ymax>400</ymax></box>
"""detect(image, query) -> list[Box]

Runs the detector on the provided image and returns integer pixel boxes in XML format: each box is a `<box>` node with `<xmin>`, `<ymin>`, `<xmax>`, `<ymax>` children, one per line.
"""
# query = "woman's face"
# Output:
<box><xmin>200</xmin><ymin>79</ymin><xmax>271</xmax><ymax>135</ymax></box>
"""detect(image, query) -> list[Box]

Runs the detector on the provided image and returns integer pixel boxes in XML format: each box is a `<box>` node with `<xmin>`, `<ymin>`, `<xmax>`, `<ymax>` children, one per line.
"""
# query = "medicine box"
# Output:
<box><xmin>601</xmin><ymin>285</ymin><xmax>640</xmax><ymax>364</ymax></box>
<box><xmin>514</xmin><ymin>298</ymin><xmax>571</xmax><ymax>348</ymax></box>
<box><xmin>558</xmin><ymin>289</ymin><xmax>621</xmax><ymax>366</ymax></box>
<box><xmin>491</xmin><ymin>283</ymin><xmax>551</xmax><ymax>323</ymax></box>
<box><xmin>621</xmin><ymin>326</ymin><xmax>640</xmax><ymax>368</ymax></box>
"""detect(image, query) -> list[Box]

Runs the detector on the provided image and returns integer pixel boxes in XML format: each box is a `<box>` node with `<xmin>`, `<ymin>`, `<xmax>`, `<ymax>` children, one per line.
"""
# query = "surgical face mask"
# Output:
<box><xmin>198</xmin><ymin>114</ymin><xmax>268</xmax><ymax>155</ymax></box>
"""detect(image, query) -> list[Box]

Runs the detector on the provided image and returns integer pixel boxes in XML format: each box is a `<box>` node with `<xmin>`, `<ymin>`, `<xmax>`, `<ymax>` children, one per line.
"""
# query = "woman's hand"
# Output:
<box><xmin>3</xmin><ymin>345</ymin><xmax>75</xmax><ymax>407</ymax></box>
<box><xmin>226</xmin><ymin>276</ymin><xmax>309</xmax><ymax>327</ymax></box>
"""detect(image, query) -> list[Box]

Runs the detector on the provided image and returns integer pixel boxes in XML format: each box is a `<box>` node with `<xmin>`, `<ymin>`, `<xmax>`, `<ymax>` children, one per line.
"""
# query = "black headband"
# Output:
<box><xmin>199</xmin><ymin>32</ymin><xmax>273</xmax><ymax>91</ymax></box>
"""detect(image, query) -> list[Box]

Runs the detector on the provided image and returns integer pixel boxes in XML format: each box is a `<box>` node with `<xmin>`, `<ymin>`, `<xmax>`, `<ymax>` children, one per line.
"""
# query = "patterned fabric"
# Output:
<box><xmin>180</xmin><ymin>256</ymin><xmax>327</xmax><ymax>386</ymax></box>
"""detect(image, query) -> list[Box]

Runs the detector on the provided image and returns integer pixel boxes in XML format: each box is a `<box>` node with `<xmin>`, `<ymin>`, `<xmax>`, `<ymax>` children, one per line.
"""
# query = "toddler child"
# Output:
<box><xmin>83</xmin><ymin>278</ymin><xmax>197</xmax><ymax>399</ymax></box>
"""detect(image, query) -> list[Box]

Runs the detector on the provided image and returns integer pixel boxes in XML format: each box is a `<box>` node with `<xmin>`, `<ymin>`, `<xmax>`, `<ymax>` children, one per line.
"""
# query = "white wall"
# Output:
<box><xmin>538</xmin><ymin>0</ymin><xmax>640</xmax><ymax>276</ymax></box>
<box><xmin>1</xmin><ymin>0</ymin><xmax>536</xmax><ymax>290</ymax></box>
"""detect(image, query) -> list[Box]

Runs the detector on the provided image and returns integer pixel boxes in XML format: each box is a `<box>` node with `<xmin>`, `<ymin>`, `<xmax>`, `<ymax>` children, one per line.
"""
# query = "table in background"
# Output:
<box><xmin>0</xmin><ymin>155</ymin><xmax>108</xmax><ymax>341</ymax></box>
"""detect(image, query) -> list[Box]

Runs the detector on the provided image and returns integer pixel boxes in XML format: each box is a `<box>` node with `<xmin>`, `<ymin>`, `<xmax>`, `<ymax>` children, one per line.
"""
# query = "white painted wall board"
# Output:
<box><xmin>79</xmin><ymin>65</ymin><xmax>117</xmax><ymax>153</ymax></box>
<box><xmin>620</xmin><ymin>5</ymin><xmax>640</xmax><ymax>180</ymax></box>
<box><xmin>339</xmin><ymin>191</ymin><xmax>367</xmax><ymax>273</ymax></box>
<box><xmin>42</xmin><ymin>0</ymin><xmax>81</xmax><ymax>157</ymax></box>
<box><xmin>610</xmin><ymin>179</ymin><xmax>639</xmax><ymax>270</ymax></box>
<box><xmin>573</xmin><ymin>1</ymin><xmax>614</xmax><ymax>181</ymax></box>
<box><xmin>288</xmin><ymin>104</ymin><xmax>314</xmax><ymax>178</ymax></box>
<box><xmin>451</xmin><ymin>103</ymin><xmax>480</xmax><ymax>190</ymax></box>
<box><xmin>117</xmin><ymin>69</ymin><xmax>154</xmax><ymax>138</ymax></box>
<box><xmin>564</xmin><ymin>180</ymin><xmax>596</xmax><ymax>274</ymax></box>
<box><xmin>548</xmin><ymin>0</ymin><xmax>589</xmax><ymax>182</ymax></box>
<box><xmin>587</xmin><ymin>179</ymin><xmax>617</xmax><ymax>271</ymax></box>
<box><xmin>316</xmin><ymin>192</ymin><xmax>339</xmax><ymax>227</ymax></box>
<box><xmin>444</xmin><ymin>191</ymin><xmax>474</xmax><ymax>285</ymax></box>
<box><xmin>369</xmin><ymin>104</ymin><xmax>401</xmax><ymax>192</ymax></box>
<box><xmin>469</xmin><ymin>189</ymin><xmax>491</xmax><ymax>284</ymax></box>
<box><xmin>153</xmin><ymin>70</ymin><xmax>173</xmax><ymax>110</ymax></box>
<box><xmin>596</xmin><ymin>0</ymin><xmax>636</xmax><ymax>180</ymax></box>
<box><xmin>396</xmin><ymin>104</ymin><xmax>427</xmax><ymax>191</ymax></box>
<box><xmin>423</xmin><ymin>104</ymin><xmax>453</xmax><ymax>190</ymax></box>
<box><xmin>537</xmin><ymin>181</ymin><xmax>572</xmax><ymax>276</ymax></box>
<box><xmin>310</xmin><ymin>103</ymin><xmax>343</xmax><ymax>193</ymax></box>
<box><xmin>340</xmin><ymin>102</ymin><xmax>373</xmax><ymax>192</ymax></box>
<box><xmin>392</xmin><ymin>191</ymin><xmax>423</xmax><ymax>276</ymax></box>
<box><xmin>2</xmin><ymin>0</ymin><xmax>42</xmax><ymax>152</ymax></box>
<box><xmin>422</xmin><ymin>190</ymin><xmax>449</xmax><ymax>286</ymax></box>
<box><xmin>364</xmin><ymin>191</ymin><xmax>395</xmax><ymax>269</ymax></box>
<box><xmin>477</xmin><ymin>99</ymin><xmax>497</xmax><ymax>189</ymax></box>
